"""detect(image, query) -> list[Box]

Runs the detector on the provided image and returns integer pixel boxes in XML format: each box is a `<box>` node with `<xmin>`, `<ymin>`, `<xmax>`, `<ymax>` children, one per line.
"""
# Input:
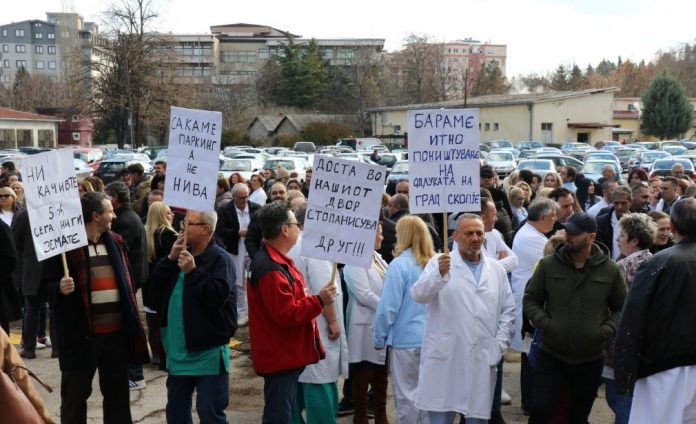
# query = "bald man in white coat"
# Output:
<box><xmin>411</xmin><ymin>214</ymin><xmax>515</xmax><ymax>424</ymax></box>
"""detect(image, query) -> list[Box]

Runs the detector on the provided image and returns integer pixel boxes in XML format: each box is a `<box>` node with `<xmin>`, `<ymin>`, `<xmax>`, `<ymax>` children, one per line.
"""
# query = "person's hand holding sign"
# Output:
<box><xmin>438</xmin><ymin>253</ymin><xmax>451</xmax><ymax>278</ymax></box>
<box><xmin>318</xmin><ymin>281</ymin><xmax>337</xmax><ymax>305</ymax></box>
<box><xmin>60</xmin><ymin>276</ymin><xmax>75</xmax><ymax>295</ymax></box>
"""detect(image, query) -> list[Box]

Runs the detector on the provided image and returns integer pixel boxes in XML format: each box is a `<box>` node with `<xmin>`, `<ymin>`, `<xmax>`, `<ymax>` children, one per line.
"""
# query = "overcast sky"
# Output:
<box><xmin>5</xmin><ymin>0</ymin><xmax>695</xmax><ymax>77</ymax></box>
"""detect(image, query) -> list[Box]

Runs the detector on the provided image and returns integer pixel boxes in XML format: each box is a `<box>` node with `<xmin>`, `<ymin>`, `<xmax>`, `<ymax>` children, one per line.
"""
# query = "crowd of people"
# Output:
<box><xmin>1</xmin><ymin>155</ymin><xmax>696</xmax><ymax>424</ymax></box>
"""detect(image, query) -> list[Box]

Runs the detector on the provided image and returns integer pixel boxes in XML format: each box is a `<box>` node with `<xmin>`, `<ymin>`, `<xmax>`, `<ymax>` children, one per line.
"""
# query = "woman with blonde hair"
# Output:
<box><xmin>83</xmin><ymin>175</ymin><xmax>104</xmax><ymax>192</ymax></box>
<box><xmin>10</xmin><ymin>181</ymin><xmax>25</xmax><ymax>208</ymax></box>
<box><xmin>536</xmin><ymin>187</ymin><xmax>554</xmax><ymax>199</ymax></box>
<box><xmin>374</xmin><ymin>216</ymin><xmax>435</xmax><ymax>424</ymax></box>
<box><xmin>542</xmin><ymin>171</ymin><xmax>562</xmax><ymax>189</ymax></box>
<box><xmin>509</xmin><ymin>186</ymin><xmax>528</xmax><ymax>225</ymax></box>
<box><xmin>77</xmin><ymin>180</ymin><xmax>94</xmax><ymax>197</ymax></box>
<box><xmin>0</xmin><ymin>186</ymin><xmax>20</xmax><ymax>226</ymax></box>
<box><xmin>143</xmin><ymin>201</ymin><xmax>177</xmax><ymax>367</ymax></box>
<box><xmin>515</xmin><ymin>181</ymin><xmax>533</xmax><ymax>205</ymax></box>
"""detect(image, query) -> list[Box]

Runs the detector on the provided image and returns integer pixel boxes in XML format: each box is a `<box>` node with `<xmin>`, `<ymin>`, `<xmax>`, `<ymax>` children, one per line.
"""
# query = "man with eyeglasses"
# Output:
<box><xmin>248</xmin><ymin>202</ymin><xmax>338</xmax><ymax>423</ymax></box>
<box><xmin>151</xmin><ymin>209</ymin><xmax>237</xmax><ymax>423</ymax></box>
<box><xmin>244</xmin><ymin>182</ymin><xmax>289</xmax><ymax>259</ymax></box>
<box><xmin>215</xmin><ymin>183</ymin><xmax>262</xmax><ymax>327</ymax></box>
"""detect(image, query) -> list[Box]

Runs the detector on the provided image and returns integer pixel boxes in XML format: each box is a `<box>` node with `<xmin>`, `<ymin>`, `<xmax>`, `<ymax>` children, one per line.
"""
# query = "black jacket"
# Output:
<box><xmin>615</xmin><ymin>237</ymin><xmax>696</xmax><ymax>395</ymax></box>
<box><xmin>595</xmin><ymin>208</ymin><xmax>615</xmax><ymax>258</ymax></box>
<box><xmin>143</xmin><ymin>227</ymin><xmax>177</xmax><ymax>310</ymax></box>
<box><xmin>111</xmin><ymin>204</ymin><xmax>148</xmax><ymax>289</ymax></box>
<box><xmin>151</xmin><ymin>239</ymin><xmax>237</xmax><ymax>352</ymax></box>
<box><xmin>215</xmin><ymin>201</ymin><xmax>261</xmax><ymax>255</ymax></box>
<box><xmin>0</xmin><ymin>219</ymin><xmax>20</xmax><ymax>323</ymax></box>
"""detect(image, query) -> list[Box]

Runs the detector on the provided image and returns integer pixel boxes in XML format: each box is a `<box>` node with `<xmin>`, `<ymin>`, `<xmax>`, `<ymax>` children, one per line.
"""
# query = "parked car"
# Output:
<box><xmin>648</xmin><ymin>158</ymin><xmax>696</xmax><ymax>179</ymax></box>
<box><xmin>218</xmin><ymin>158</ymin><xmax>260</xmax><ymax>181</ymax></box>
<box><xmin>580</xmin><ymin>160</ymin><xmax>621</xmax><ymax>183</ymax></box>
<box><xmin>517</xmin><ymin>140</ymin><xmax>545</xmax><ymax>151</ymax></box>
<box><xmin>560</xmin><ymin>142</ymin><xmax>591</xmax><ymax>157</ymax></box>
<box><xmin>584</xmin><ymin>151</ymin><xmax>620</xmax><ymax>167</ymax></box>
<box><xmin>635</xmin><ymin>141</ymin><xmax>660</xmax><ymax>150</ymax></box>
<box><xmin>534</xmin><ymin>147</ymin><xmax>563</xmax><ymax>155</ymax></box>
<box><xmin>292</xmin><ymin>141</ymin><xmax>317</xmax><ymax>153</ymax></box>
<box><xmin>679</xmin><ymin>138</ymin><xmax>696</xmax><ymax>150</ymax></box>
<box><xmin>661</xmin><ymin>145</ymin><xmax>687</xmax><ymax>156</ymax></box>
<box><xmin>485</xmin><ymin>150</ymin><xmax>516</xmax><ymax>177</ymax></box>
<box><xmin>140</xmin><ymin>146</ymin><xmax>168</xmax><ymax>160</ymax></box>
<box><xmin>614</xmin><ymin>147</ymin><xmax>642</xmax><ymax>171</ymax></box>
<box><xmin>373</xmin><ymin>153</ymin><xmax>400</xmax><ymax>170</ymax></box>
<box><xmin>336</xmin><ymin>137</ymin><xmax>382</xmax><ymax>152</ymax></box>
<box><xmin>386</xmin><ymin>160</ymin><xmax>409</xmax><ymax>195</ymax></box>
<box><xmin>483</xmin><ymin>140</ymin><xmax>514</xmax><ymax>150</ymax></box>
<box><xmin>628</xmin><ymin>150</ymin><xmax>671</xmax><ymax>172</ymax></box>
<box><xmin>73</xmin><ymin>147</ymin><xmax>104</xmax><ymax>170</ymax></box>
<box><xmin>94</xmin><ymin>158</ymin><xmax>152</xmax><ymax>184</ymax></box>
<box><xmin>534</xmin><ymin>154</ymin><xmax>584</xmax><ymax>172</ymax></box>
<box><xmin>263</xmin><ymin>157</ymin><xmax>310</xmax><ymax>182</ymax></box>
<box><xmin>73</xmin><ymin>158</ymin><xmax>93</xmax><ymax>181</ymax></box>
<box><xmin>515</xmin><ymin>159</ymin><xmax>556</xmax><ymax>176</ymax></box>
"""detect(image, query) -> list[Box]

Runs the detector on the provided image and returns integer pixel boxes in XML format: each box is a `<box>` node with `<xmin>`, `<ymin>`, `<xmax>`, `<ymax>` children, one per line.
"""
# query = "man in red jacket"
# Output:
<box><xmin>248</xmin><ymin>201</ymin><xmax>337</xmax><ymax>424</ymax></box>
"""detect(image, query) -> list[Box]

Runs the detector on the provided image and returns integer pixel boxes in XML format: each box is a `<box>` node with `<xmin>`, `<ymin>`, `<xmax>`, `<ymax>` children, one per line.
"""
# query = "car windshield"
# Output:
<box><xmin>220</xmin><ymin>160</ymin><xmax>251</xmax><ymax>172</ymax></box>
<box><xmin>391</xmin><ymin>162</ymin><xmax>409</xmax><ymax>173</ymax></box>
<box><xmin>490</xmin><ymin>141</ymin><xmax>513</xmax><ymax>148</ymax></box>
<box><xmin>487</xmin><ymin>152</ymin><xmax>513</xmax><ymax>161</ymax></box>
<box><xmin>518</xmin><ymin>161</ymin><xmax>552</xmax><ymax>170</ymax></box>
<box><xmin>644</xmin><ymin>152</ymin><xmax>669</xmax><ymax>161</ymax></box>
<box><xmin>582</xmin><ymin>162</ymin><xmax>615</xmax><ymax>174</ymax></box>
<box><xmin>264</xmin><ymin>160</ymin><xmax>295</xmax><ymax>170</ymax></box>
<box><xmin>654</xmin><ymin>160</ymin><xmax>693</xmax><ymax>170</ymax></box>
<box><xmin>99</xmin><ymin>162</ymin><xmax>126</xmax><ymax>172</ymax></box>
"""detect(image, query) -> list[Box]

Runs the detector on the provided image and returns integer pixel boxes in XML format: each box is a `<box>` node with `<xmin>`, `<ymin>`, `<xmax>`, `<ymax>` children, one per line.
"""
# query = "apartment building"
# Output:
<box><xmin>0</xmin><ymin>12</ymin><xmax>108</xmax><ymax>87</ymax></box>
<box><xmin>161</xmin><ymin>23</ymin><xmax>384</xmax><ymax>85</ymax></box>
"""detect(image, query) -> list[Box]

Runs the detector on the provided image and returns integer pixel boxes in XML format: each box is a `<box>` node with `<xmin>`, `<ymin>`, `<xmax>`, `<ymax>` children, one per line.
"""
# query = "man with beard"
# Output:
<box><xmin>523</xmin><ymin>212</ymin><xmax>626</xmax><ymax>423</ymax></box>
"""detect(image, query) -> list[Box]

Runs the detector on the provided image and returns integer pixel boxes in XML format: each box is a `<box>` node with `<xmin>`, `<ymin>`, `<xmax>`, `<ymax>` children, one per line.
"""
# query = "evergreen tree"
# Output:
<box><xmin>275</xmin><ymin>39</ymin><xmax>329</xmax><ymax>109</ymax></box>
<box><xmin>567</xmin><ymin>64</ymin><xmax>585</xmax><ymax>90</ymax></box>
<box><xmin>550</xmin><ymin>65</ymin><xmax>568</xmax><ymax>90</ymax></box>
<box><xmin>641</xmin><ymin>71</ymin><xmax>694</xmax><ymax>139</ymax></box>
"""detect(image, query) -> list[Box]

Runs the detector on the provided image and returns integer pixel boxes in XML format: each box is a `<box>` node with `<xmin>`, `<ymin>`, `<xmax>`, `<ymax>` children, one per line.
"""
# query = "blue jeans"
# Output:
<box><xmin>262</xmin><ymin>367</ymin><xmax>304</xmax><ymax>424</ymax></box>
<box><xmin>166</xmin><ymin>372</ymin><xmax>229</xmax><ymax>424</ymax></box>
<box><xmin>604</xmin><ymin>377</ymin><xmax>631</xmax><ymax>424</ymax></box>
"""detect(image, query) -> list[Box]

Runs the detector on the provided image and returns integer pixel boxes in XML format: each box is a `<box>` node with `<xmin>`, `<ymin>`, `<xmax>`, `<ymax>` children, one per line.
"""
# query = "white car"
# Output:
<box><xmin>485</xmin><ymin>150</ymin><xmax>516</xmax><ymax>177</ymax></box>
<box><xmin>218</xmin><ymin>158</ymin><xmax>261</xmax><ymax>181</ymax></box>
<box><xmin>515</xmin><ymin>159</ymin><xmax>556</xmax><ymax>175</ymax></box>
<box><xmin>264</xmin><ymin>157</ymin><xmax>310</xmax><ymax>182</ymax></box>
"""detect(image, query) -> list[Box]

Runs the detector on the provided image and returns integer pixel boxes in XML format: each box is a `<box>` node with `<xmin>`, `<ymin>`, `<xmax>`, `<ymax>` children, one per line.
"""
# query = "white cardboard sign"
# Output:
<box><xmin>21</xmin><ymin>149</ymin><xmax>88</xmax><ymax>261</ymax></box>
<box><xmin>407</xmin><ymin>108</ymin><xmax>481</xmax><ymax>214</ymax></box>
<box><xmin>300</xmin><ymin>155</ymin><xmax>387</xmax><ymax>268</ymax></box>
<box><xmin>163</xmin><ymin>106</ymin><xmax>222</xmax><ymax>213</ymax></box>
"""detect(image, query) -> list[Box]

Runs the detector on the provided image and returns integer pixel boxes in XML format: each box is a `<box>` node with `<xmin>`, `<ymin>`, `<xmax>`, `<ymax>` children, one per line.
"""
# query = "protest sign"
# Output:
<box><xmin>301</xmin><ymin>155</ymin><xmax>387</xmax><ymax>268</ymax></box>
<box><xmin>407</xmin><ymin>108</ymin><xmax>481</xmax><ymax>214</ymax></box>
<box><xmin>163</xmin><ymin>106</ymin><xmax>222</xmax><ymax>213</ymax></box>
<box><xmin>22</xmin><ymin>149</ymin><xmax>87</xmax><ymax>261</ymax></box>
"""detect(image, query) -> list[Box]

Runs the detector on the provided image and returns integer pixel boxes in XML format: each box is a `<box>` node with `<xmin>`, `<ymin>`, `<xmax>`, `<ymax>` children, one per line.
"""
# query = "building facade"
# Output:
<box><xmin>0</xmin><ymin>107</ymin><xmax>61</xmax><ymax>148</ymax></box>
<box><xmin>612</xmin><ymin>97</ymin><xmax>696</xmax><ymax>141</ymax></box>
<box><xmin>370</xmin><ymin>88</ymin><xmax>618</xmax><ymax>146</ymax></box>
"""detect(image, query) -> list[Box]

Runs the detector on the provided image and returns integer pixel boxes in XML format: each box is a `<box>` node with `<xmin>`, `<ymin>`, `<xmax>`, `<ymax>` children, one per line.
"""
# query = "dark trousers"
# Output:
<box><xmin>351</xmin><ymin>361</ymin><xmax>389</xmax><ymax>424</ymax></box>
<box><xmin>262</xmin><ymin>367</ymin><xmax>304</xmax><ymax>424</ymax></box>
<box><xmin>528</xmin><ymin>349</ymin><xmax>603</xmax><ymax>424</ymax></box>
<box><xmin>491</xmin><ymin>358</ymin><xmax>503</xmax><ymax>413</ymax></box>
<box><xmin>22</xmin><ymin>287</ymin><xmax>56</xmax><ymax>351</ymax></box>
<box><xmin>60</xmin><ymin>332</ymin><xmax>132</xmax><ymax>424</ymax></box>
<box><xmin>166</xmin><ymin>372</ymin><xmax>229</xmax><ymax>424</ymax></box>
<box><xmin>521</xmin><ymin>352</ymin><xmax>535</xmax><ymax>412</ymax></box>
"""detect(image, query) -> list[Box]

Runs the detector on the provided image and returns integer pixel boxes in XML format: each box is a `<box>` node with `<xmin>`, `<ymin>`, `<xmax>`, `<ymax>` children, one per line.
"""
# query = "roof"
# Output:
<box><xmin>279</xmin><ymin>114</ymin><xmax>350</xmax><ymax>131</ymax></box>
<box><xmin>613</xmin><ymin>110</ymin><xmax>640</xmax><ymax>119</ymax></box>
<box><xmin>248</xmin><ymin>115</ymin><xmax>284</xmax><ymax>132</ymax></box>
<box><xmin>368</xmin><ymin>88</ymin><xmax>620</xmax><ymax>113</ymax></box>
<box><xmin>0</xmin><ymin>107</ymin><xmax>62</xmax><ymax>122</ymax></box>
<box><xmin>210</xmin><ymin>23</ymin><xmax>298</xmax><ymax>38</ymax></box>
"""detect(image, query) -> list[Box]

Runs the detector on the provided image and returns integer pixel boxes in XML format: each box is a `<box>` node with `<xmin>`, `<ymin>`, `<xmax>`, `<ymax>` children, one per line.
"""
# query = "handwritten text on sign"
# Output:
<box><xmin>22</xmin><ymin>149</ymin><xmax>87</xmax><ymax>261</ymax></box>
<box><xmin>407</xmin><ymin>109</ymin><xmax>481</xmax><ymax>214</ymax></box>
<box><xmin>163</xmin><ymin>106</ymin><xmax>222</xmax><ymax>213</ymax></box>
<box><xmin>301</xmin><ymin>155</ymin><xmax>387</xmax><ymax>268</ymax></box>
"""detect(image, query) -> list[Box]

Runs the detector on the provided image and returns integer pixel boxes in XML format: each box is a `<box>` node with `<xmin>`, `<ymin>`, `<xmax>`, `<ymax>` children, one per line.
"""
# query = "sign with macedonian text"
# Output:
<box><xmin>301</xmin><ymin>155</ymin><xmax>387</xmax><ymax>268</ymax></box>
<box><xmin>22</xmin><ymin>149</ymin><xmax>88</xmax><ymax>261</ymax></box>
<box><xmin>163</xmin><ymin>106</ymin><xmax>222</xmax><ymax>213</ymax></box>
<box><xmin>407</xmin><ymin>108</ymin><xmax>481</xmax><ymax>214</ymax></box>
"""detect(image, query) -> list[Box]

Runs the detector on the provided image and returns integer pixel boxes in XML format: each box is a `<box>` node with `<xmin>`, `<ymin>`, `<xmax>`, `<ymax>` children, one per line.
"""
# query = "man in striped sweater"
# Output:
<box><xmin>55</xmin><ymin>191</ymin><xmax>149</xmax><ymax>424</ymax></box>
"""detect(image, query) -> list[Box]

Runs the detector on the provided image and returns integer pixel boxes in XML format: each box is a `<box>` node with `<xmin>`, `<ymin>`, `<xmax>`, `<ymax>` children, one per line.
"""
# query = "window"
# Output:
<box><xmin>2</xmin><ymin>29</ymin><xmax>6</xmax><ymax>37</ymax></box>
<box><xmin>35</xmin><ymin>60</ymin><xmax>44</xmax><ymax>69</ymax></box>
<box><xmin>47</xmin><ymin>33</ymin><xmax>54</xmax><ymax>39</ymax></box>
<box><xmin>494</xmin><ymin>123</ymin><xmax>499</xmax><ymax>131</ymax></box>
<box><xmin>34</xmin><ymin>22</ymin><xmax>42</xmax><ymax>28</ymax></box>
<box><xmin>38</xmin><ymin>130</ymin><xmax>53</xmax><ymax>148</ymax></box>
<box><xmin>174</xmin><ymin>42</ymin><xmax>212</xmax><ymax>57</ymax></box>
<box><xmin>35</xmin><ymin>45</ymin><xmax>43</xmax><ymax>54</ymax></box>
<box><xmin>72</xmin><ymin>132</ymin><xmax>80</xmax><ymax>141</ymax></box>
<box><xmin>484</xmin><ymin>123</ymin><xmax>491</xmax><ymax>131</ymax></box>
<box><xmin>220</xmin><ymin>50</ymin><xmax>256</xmax><ymax>63</ymax></box>
<box><xmin>15</xmin><ymin>29</ymin><xmax>25</xmax><ymax>37</ymax></box>
<box><xmin>16</xmin><ymin>60</ymin><xmax>27</xmax><ymax>68</ymax></box>
<box><xmin>72</xmin><ymin>115</ymin><xmax>80</xmax><ymax>122</ymax></box>
<box><xmin>2</xmin><ymin>44</ymin><xmax>7</xmax><ymax>53</ymax></box>
<box><xmin>48</xmin><ymin>61</ymin><xmax>56</xmax><ymax>69</ymax></box>
<box><xmin>3</xmin><ymin>60</ymin><xmax>9</xmax><ymax>68</ymax></box>
<box><xmin>15</xmin><ymin>45</ymin><xmax>26</xmax><ymax>53</ymax></box>
<box><xmin>0</xmin><ymin>129</ymin><xmax>16</xmax><ymax>149</ymax></box>
<box><xmin>16</xmin><ymin>130</ymin><xmax>32</xmax><ymax>148</ymax></box>
<box><xmin>47</xmin><ymin>46</ymin><xmax>56</xmax><ymax>54</ymax></box>
<box><xmin>35</xmin><ymin>33</ymin><xmax>43</xmax><ymax>39</ymax></box>
<box><xmin>541</xmin><ymin>123</ymin><xmax>553</xmax><ymax>131</ymax></box>
<box><xmin>258</xmin><ymin>48</ymin><xmax>269</xmax><ymax>60</ymax></box>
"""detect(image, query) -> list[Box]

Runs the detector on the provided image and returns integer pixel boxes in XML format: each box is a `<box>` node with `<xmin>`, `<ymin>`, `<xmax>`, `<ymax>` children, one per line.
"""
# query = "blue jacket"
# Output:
<box><xmin>151</xmin><ymin>240</ymin><xmax>237</xmax><ymax>352</ymax></box>
<box><xmin>373</xmin><ymin>249</ymin><xmax>427</xmax><ymax>349</ymax></box>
